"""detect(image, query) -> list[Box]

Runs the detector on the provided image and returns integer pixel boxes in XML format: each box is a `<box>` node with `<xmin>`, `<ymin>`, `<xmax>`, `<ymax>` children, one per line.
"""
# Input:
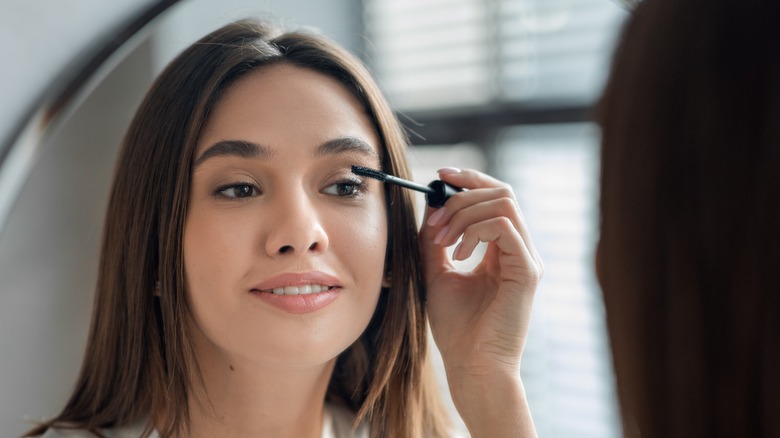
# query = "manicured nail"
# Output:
<box><xmin>453</xmin><ymin>242</ymin><xmax>464</xmax><ymax>260</ymax></box>
<box><xmin>437</xmin><ymin>167</ymin><xmax>461</xmax><ymax>175</ymax></box>
<box><xmin>434</xmin><ymin>225</ymin><xmax>449</xmax><ymax>245</ymax></box>
<box><xmin>427</xmin><ymin>207</ymin><xmax>446</xmax><ymax>226</ymax></box>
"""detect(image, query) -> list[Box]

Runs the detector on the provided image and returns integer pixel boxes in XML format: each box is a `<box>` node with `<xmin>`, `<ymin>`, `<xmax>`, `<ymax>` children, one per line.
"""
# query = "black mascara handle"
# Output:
<box><xmin>426</xmin><ymin>180</ymin><xmax>462</xmax><ymax>208</ymax></box>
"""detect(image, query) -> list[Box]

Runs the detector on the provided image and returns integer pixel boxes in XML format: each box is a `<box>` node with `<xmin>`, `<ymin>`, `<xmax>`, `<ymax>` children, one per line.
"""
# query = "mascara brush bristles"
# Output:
<box><xmin>351</xmin><ymin>165</ymin><xmax>435</xmax><ymax>194</ymax></box>
<box><xmin>351</xmin><ymin>165</ymin><xmax>388</xmax><ymax>182</ymax></box>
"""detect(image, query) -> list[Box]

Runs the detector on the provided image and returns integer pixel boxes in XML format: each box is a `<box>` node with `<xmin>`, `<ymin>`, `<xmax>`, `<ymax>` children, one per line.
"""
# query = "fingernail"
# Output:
<box><xmin>434</xmin><ymin>225</ymin><xmax>449</xmax><ymax>245</ymax></box>
<box><xmin>427</xmin><ymin>207</ymin><xmax>446</xmax><ymax>226</ymax></box>
<box><xmin>437</xmin><ymin>167</ymin><xmax>461</xmax><ymax>175</ymax></box>
<box><xmin>453</xmin><ymin>242</ymin><xmax>464</xmax><ymax>260</ymax></box>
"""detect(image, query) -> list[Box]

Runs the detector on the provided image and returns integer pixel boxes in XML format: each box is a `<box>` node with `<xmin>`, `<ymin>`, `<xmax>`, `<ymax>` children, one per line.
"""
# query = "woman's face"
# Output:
<box><xmin>183</xmin><ymin>64</ymin><xmax>388</xmax><ymax>370</ymax></box>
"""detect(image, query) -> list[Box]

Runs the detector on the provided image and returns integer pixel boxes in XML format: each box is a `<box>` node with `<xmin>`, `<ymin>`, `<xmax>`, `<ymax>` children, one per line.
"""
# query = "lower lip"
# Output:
<box><xmin>251</xmin><ymin>288</ymin><xmax>341</xmax><ymax>314</ymax></box>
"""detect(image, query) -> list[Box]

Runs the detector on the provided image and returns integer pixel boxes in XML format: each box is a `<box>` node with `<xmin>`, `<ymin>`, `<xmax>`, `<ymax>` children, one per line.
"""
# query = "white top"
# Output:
<box><xmin>38</xmin><ymin>403</ymin><xmax>368</xmax><ymax>438</ymax></box>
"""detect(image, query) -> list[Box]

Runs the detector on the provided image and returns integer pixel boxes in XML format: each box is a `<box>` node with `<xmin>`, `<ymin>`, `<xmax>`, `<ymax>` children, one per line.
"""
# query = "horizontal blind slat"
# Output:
<box><xmin>364</xmin><ymin>0</ymin><xmax>627</xmax><ymax>109</ymax></box>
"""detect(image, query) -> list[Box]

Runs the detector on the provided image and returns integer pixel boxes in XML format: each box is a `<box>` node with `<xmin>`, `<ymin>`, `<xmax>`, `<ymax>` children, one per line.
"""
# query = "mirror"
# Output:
<box><xmin>0</xmin><ymin>1</ymin><xmax>362</xmax><ymax>434</ymax></box>
<box><xmin>0</xmin><ymin>1</ymin><xmax>629</xmax><ymax>436</ymax></box>
<box><xmin>0</xmin><ymin>4</ymin><xmax>175</xmax><ymax>434</ymax></box>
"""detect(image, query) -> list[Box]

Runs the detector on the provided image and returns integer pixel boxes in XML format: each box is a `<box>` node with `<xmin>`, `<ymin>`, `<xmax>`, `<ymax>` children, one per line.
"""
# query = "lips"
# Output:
<box><xmin>263</xmin><ymin>284</ymin><xmax>337</xmax><ymax>295</ymax></box>
<box><xmin>251</xmin><ymin>272</ymin><xmax>342</xmax><ymax>295</ymax></box>
<box><xmin>250</xmin><ymin>272</ymin><xmax>342</xmax><ymax>314</ymax></box>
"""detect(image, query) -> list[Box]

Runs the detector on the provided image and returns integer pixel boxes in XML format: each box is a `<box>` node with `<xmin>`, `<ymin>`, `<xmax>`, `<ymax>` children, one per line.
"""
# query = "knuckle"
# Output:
<box><xmin>497</xmin><ymin>184</ymin><xmax>514</xmax><ymax>198</ymax></box>
<box><xmin>523</xmin><ymin>264</ymin><xmax>543</xmax><ymax>286</ymax></box>
<box><xmin>497</xmin><ymin>216</ymin><xmax>514</xmax><ymax>230</ymax></box>
<box><xmin>497</xmin><ymin>196</ymin><xmax>516</xmax><ymax>212</ymax></box>
<box><xmin>532</xmin><ymin>260</ymin><xmax>544</xmax><ymax>280</ymax></box>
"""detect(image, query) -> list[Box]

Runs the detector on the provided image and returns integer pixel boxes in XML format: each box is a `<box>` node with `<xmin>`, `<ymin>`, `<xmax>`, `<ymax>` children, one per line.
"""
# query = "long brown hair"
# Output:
<box><xmin>597</xmin><ymin>0</ymin><xmax>780</xmax><ymax>436</ymax></box>
<box><xmin>26</xmin><ymin>20</ymin><xmax>449</xmax><ymax>438</ymax></box>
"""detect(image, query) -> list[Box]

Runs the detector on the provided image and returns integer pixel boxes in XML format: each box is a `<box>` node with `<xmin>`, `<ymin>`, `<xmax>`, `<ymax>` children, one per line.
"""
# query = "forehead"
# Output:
<box><xmin>197</xmin><ymin>63</ymin><xmax>382</xmax><ymax>159</ymax></box>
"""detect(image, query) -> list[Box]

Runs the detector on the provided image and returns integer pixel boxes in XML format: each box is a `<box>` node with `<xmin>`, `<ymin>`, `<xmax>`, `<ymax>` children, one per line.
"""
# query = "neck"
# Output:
<box><xmin>181</xmin><ymin>339</ymin><xmax>336</xmax><ymax>438</ymax></box>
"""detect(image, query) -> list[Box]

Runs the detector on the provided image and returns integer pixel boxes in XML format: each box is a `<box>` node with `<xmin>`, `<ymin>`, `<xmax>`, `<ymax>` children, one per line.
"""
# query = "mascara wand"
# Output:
<box><xmin>351</xmin><ymin>165</ymin><xmax>462</xmax><ymax>208</ymax></box>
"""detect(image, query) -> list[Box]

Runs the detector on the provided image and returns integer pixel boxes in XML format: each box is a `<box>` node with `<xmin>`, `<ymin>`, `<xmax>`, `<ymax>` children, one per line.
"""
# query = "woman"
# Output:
<box><xmin>27</xmin><ymin>20</ymin><xmax>541</xmax><ymax>437</ymax></box>
<box><xmin>597</xmin><ymin>0</ymin><xmax>780</xmax><ymax>436</ymax></box>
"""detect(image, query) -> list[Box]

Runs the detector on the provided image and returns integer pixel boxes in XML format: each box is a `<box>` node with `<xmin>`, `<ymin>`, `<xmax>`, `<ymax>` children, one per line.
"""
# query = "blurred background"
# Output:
<box><xmin>0</xmin><ymin>0</ymin><xmax>628</xmax><ymax>436</ymax></box>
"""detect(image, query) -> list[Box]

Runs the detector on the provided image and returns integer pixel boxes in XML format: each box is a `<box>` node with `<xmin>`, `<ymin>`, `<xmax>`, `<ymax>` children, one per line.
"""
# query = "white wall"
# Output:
<box><xmin>0</xmin><ymin>0</ymin><xmax>158</xmax><ymax>151</ymax></box>
<box><xmin>0</xmin><ymin>0</ymin><xmax>362</xmax><ymax>149</ymax></box>
<box><xmin>0</xmin><ymin>36</ymin><xmax>157</xmax><ymax>436</ymax></box>
<box><xmin>0</xmin><ymin>1</ymin><xmax>360</xmax><ymax>435</ymax></box>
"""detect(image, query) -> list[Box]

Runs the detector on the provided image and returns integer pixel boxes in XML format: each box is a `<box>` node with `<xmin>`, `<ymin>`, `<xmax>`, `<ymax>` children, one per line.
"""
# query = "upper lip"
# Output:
<box><xmin>251</xmin><ymin>271</ymin><xmax>342</xmax><ymax>291</ymax></box>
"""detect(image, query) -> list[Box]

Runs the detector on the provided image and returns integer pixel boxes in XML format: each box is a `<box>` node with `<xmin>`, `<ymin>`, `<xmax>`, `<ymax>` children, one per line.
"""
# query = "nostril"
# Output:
<box><xmin>275</xmin><ymin>242</ymin><xmax>318</xmax><ymax>255</ymax></box>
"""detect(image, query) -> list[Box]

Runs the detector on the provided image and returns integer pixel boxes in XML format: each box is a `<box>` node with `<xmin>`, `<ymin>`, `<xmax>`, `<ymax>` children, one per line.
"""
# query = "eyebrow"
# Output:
<box><xmin>193</xmin><ymin>136</ymin><xmax>379</xmax><ymax>168</ymax></box>
<box><xmin>193</xmin><ymin>140</ymin><xmax>272</xmax><ymax>167</ymax></box>
<box><xmin>314</xmin><ymin>136</ymin><xmax>379</xmax><ymax>160</ymax></box>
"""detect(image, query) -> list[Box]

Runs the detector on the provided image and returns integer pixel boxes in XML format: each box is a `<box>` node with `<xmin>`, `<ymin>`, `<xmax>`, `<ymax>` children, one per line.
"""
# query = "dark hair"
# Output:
<box><xmin>26</xmin><ymin>20</ymin><xmax>449</xmax><ymax>438</ymax></box>
<box><xmin>596</xmin><ymin>0</ymin><xmax>780</xmax><ymax>436</ymax></box>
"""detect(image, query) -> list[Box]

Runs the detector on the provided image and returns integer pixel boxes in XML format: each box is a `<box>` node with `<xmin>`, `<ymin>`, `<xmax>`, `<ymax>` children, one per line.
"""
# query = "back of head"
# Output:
<box><xmin>597</xmin><ymin>0</ymin><xmax>780</xmax><ymax>436</ymax></box>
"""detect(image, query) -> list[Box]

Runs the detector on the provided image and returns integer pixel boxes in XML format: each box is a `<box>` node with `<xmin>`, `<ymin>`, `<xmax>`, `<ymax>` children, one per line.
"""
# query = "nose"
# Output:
<box><xmin>263</xmin><ymin>190</ymin><xmax>329</xmax><ymax>257</ymax></box>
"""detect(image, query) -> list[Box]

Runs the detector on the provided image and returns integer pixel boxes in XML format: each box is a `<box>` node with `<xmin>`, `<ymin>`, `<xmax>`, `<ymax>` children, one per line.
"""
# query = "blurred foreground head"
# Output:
<box><xmin>597</xmin><ymin>0</ymin><xmax>780</xmax><ymax>436</ymax></box>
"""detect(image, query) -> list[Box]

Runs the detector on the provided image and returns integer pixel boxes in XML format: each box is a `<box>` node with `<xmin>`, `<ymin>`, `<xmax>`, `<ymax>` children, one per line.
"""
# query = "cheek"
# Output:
<box><xmin>182</xmin><ymin>207</ymin><xmax>255</xmax><ymax>297</ymax></box>
<box><xmin>333</xmin><ymin>206</ymin><xmax>388</xmax><ymax>272</ymax></box>
<box><xmin>325</xmin><ymin>207</ymin><xmax>388</xmax><ymax>342</ymax></box>
<box><xmin>324</xmin><ymin>202</ymin><xmax>389</xmax><ymax>327</ymax></box>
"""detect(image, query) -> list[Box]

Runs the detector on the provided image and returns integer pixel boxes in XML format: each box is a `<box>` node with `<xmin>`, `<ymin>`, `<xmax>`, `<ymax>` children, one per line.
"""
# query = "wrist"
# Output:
<box><xmin>447</xmin><ymin>371</ymin><xmax>537</xmax><ymax>438</ymax></box>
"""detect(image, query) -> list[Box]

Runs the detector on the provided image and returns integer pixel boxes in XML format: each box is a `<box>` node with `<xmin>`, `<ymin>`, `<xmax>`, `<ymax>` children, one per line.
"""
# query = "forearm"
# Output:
<box><xmin>448</xmin><ymin>371</ymin><xmax>537</xmax><ymax>438</ymax></box>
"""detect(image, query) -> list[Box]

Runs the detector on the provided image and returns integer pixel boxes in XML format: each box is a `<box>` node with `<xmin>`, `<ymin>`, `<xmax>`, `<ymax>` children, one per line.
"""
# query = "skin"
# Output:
<box><xmin>422</xmin><ymin>170</ymin><xmax>542</xmax><ymax>437</ymax></box>
<box><xmin>181</xmin><ymin>63</ymin><xmax>541</xmax><ymax>437</ymax></box>
<box><xmin>183</xmin><ymin>64</ymin><xmax>386</xmax><ymax>438</ymax></box>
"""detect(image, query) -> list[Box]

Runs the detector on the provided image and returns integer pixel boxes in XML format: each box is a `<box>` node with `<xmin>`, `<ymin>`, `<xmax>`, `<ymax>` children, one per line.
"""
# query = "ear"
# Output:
<box><xmin>153</xmin><ymin>280</ymin><xmax>162</xmax><ymax>297</ymax></box>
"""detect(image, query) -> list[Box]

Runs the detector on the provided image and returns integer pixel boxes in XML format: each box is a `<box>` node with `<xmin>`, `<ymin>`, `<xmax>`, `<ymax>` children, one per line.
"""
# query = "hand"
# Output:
<box><xmin>419</xmin><ymin>168</ymin><xmax>542</xmax><ymax>436</ymax></box>
<box><xmin>421</xmin><ymin>167</ymin><xmax>542</xmax><ymax>375</ymax></box>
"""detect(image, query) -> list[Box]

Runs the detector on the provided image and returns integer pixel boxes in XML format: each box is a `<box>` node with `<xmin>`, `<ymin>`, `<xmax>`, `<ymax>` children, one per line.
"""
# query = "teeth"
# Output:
<box><xmin>269</xmin><ymin>285</ymin><xmax>331</xmax><ymax>295</ymax></box>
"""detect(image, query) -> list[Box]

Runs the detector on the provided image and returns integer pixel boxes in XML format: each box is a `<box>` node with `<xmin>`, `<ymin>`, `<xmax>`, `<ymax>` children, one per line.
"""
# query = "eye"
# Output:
<box><xmin>215</xmin><ymin>183</ymin><xmax>259</xmax><ymax>199</ymax></box>
<box><xmin>323</xmin><ymin>179</ymin><xmax>365</xmax><ymax>198</ymax></box>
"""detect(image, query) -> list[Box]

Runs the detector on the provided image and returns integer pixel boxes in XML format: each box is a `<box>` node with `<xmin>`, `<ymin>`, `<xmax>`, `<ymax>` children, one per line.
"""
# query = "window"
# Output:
<box><xmin>496</xmin><ymin>123</ymin><xmax>617</xmax><ymax>436</ymax></box>
<box><xmin>362</xmin><ymin>0</ymin><xmax>629</xmax><ymax>436</ymax></box>
<box><xmin>364</xmin><ymin>0</ymin><xmax>628</xmax><ymax>110</ymax></box>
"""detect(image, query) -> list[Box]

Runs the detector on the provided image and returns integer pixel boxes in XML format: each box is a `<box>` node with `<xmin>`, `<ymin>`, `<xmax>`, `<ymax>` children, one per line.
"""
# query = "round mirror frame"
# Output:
<box><xmin>0</xmin><ymin>0</ymin><xmax>182</xmax><ymax>234</ymax></box>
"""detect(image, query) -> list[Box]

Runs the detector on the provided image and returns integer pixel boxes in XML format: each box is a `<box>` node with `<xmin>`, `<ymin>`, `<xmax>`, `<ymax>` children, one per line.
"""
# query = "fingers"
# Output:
<box><xmin>428</xmin><ymin>195</ymin><xmax>518</xmax><ymax>247</ymax></box>
<box><xmin>437</xmin><ymin>166</ymin><xmax>518</xmax><ymax>191</ymax></box>
<box><xmin>424</xmin><ymin>168</ymin><xmax>543</xmax><ymax>274</ymax></box>
<box><xmin>452</xmin><ymin>216</ymin><xmax>525</xmax><ymax>261</ymax></box>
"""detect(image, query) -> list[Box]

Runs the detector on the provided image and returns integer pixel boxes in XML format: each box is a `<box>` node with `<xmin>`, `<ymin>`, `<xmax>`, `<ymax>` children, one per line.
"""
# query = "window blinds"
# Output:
<box><xmin>495</xmin><ymin>123</ymin><xmax>619</xmax><ymax>437</ymax></box>
<box><xmin>363</xmin><ymin>0</ymin><xmax>628</xmax><ymax>110</ymax></box>
<box><xmin>366</xmin><ymin>1</ymin><xmax>628</xmax><ymax>435</ymax></box>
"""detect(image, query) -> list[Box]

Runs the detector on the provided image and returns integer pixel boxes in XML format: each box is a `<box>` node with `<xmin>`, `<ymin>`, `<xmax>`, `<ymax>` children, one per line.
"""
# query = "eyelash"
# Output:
<box><xmin>214</xmin><ymin>182</ymin><xmax>260</xmax><ymax>200</ymax></box>
<box><xmin>324</xmin><ymin>177</ymin><xmax>367</xmax><ymax>198</ymax></box>
<box><xmin>212</xmin><ymin>177</ymin><xmax>368</xmax><ymax>200</ymax></box>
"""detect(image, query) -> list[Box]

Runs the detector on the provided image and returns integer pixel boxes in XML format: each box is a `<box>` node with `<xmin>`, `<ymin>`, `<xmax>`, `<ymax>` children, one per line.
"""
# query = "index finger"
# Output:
<box><xmin>436</xmin><ymin>168</ymin><xmax>543</xmax><ymax>274</ymax></box>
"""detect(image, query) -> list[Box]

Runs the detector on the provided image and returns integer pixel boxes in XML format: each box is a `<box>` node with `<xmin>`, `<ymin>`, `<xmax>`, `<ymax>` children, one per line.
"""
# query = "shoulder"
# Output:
<box><xmin>37</xmin><ymin>420</ymin><xmax>156</xmax><ymax>438</ymax></box>
<box><xmin>324</xmin><ymin>403</ymin><xmax>369</xmax><ymax>438</ymax></box>
<box><xmin>38</xmin><ymin>429</ymin><xmax>93</xmax><ymax>438</ymax></box>
<box><xmin>323</xmin><ymin>403</ymin><xmax>468</xmax><ymax>437</ymax></box>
